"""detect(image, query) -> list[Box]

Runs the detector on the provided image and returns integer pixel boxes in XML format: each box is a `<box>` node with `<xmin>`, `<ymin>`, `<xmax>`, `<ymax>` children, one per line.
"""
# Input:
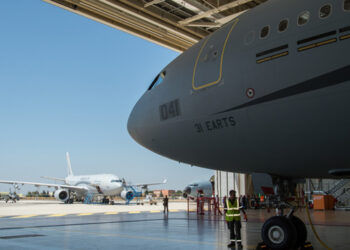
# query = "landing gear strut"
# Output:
<box><xmin>260</xmin><ymin>177</ymin><xmax>309</xmax><ymax>250</ymax></box>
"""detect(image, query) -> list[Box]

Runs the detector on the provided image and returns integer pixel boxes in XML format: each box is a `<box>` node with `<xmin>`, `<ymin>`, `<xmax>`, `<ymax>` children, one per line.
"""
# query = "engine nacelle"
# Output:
<box><xmin>54</xmin><ymin>189</ymin><xmax>69</xmax><ymax>202</ymax></box>
<box><xmin>120</xmin><ymin>189</ymin><xmax>134</xmax><ymax>201</ymax></box>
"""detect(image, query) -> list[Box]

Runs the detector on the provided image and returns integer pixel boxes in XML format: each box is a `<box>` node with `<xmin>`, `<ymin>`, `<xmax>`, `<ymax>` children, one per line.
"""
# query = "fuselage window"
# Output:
<box><xmin>345</xmin><ymin>0</ymin><xmax>350</xmax><ymax>10</ymax></box>
<box><xmin>260</xmin><ymin>26</ymin><xmax>269</xmax><ymax>39</ymax></box>
<box><xmin>298</xmin><ymin>11</ymin><xmax>310</xmax><ymax>26</ymax></box>
<box><xmin>320</xmin><ymin>4</ymin><xmax>332</xmax><ymax>18</ymax></box>
<box><xmin>148</xmin><ymin>71</ymin><xmax>166</xmax><ymax>90</ymax></box>
<box><xmin>278</xmin><ymin>19</ymin><xmax>288</xmax><ymax>32</ymax></box>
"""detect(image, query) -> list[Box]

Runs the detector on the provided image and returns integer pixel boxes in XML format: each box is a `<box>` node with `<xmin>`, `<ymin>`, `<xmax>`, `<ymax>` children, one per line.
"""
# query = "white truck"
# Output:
<box><xmin>141</xmin><ymin>194</ymin><xmax>157</xmax><ymax>205</ymax></box>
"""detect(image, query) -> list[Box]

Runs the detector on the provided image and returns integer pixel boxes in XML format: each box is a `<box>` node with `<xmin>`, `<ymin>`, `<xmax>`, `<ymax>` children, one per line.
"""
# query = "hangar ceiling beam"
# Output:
<box><xmin>178</xmin><ymin>0</ymin><xmax>255</xmax><ymax>25</ymax></box>
<box><xmin>43</xmin><ymin>0</ymin><xmax>266</xmax><ymax>52</ymax></box>
<box><xmin>144</xmin><ymin>0</ymin><xmax>165</xmax><ymax>8</ymax></box>
<box><xmin>99</xmin><ymin>0</ymin><xmax>201</xmax><ymax>43</ymax></box>
<box><xmin>186</xmin><ymin>22</ymin><xmax>220</xmax><ymax>28</ymax></box>
<box><xmin>215</xmin><ymin>10</ymin><xmax>248</xmax><ymax>25</ymax></box>
<box><xmin>118</xmin><ymin>0</ymin><xmax>209</xmax><ymax>38</ymax></box>
<box><xmin>44</xmin><ymin>0</ymin><xmax>202</xmax><ymax>51</ymax></box>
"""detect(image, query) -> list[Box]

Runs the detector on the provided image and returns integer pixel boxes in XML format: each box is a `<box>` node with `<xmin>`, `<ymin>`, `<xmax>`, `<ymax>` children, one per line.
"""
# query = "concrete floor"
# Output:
<box><xmin>0</xmin><ymin>207</ymin><xmax>350</xmax><ymax>250</ymax></box>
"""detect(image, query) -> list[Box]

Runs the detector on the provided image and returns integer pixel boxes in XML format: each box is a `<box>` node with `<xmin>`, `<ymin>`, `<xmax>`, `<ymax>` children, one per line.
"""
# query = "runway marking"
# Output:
<box><xmin>169</xmin><ymin>209</ymin><xmax>179</xmax><ymax>212</ymax></box>
<box><xmin>128</xmin><ymin>211</ymin><xmax>141</xmax><ymax>214</ymax></box>
<box><xmin>47</xmin><ymin>214</ymin><xmax>67</xmax><ymax>217</ymax></box>
<box><xmin>12</xmin><ymin>215</ymin><xmax>37</xmax><ymax>219</ymax></box>
<box><xmin>104</xmin><ymin>212</ymin><xmax>118</xmax><ymax>215</ymax></box>
<box><xmin>77</xmin><ymin>213</ymin><xmax>93</xmax><ymax>216</ymax></box>
<box><xmin>150</xmin><ymin>210</ymin><xmax>161</xmax><ymax>213</ymax></box>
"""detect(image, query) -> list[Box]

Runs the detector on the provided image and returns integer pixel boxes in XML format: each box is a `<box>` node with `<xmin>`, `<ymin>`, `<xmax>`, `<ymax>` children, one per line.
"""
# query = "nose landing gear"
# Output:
<box><xmin>258</xmin><ymin>177</ymin><xmax>312</xmax><ymax>250</ymax></box>
<box><xmin>262</xmin><ymin>216</ymin><xmax>296</xmax><ymax>249</ymax></box>
<box><xmin>261</xmin><ymin>214</ymin><xmax>309</xmax><ymax>249</ymax></box>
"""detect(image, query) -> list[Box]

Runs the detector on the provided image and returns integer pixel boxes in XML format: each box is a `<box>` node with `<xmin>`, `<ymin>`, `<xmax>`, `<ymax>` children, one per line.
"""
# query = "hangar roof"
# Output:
<box><xmin>43</xmin><ymin>0</ymin><xmax>266</xmax><ymax>52</ymax></box>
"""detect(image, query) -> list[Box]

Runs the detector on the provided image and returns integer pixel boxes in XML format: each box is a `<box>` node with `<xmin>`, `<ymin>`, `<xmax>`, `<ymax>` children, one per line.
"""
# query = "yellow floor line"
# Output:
<box><xmin>150</xmin><ymin>210</ymin><xmax>161</xmax><ymax>213</ymax></box>
<box><xmin>104</xmin><ymin>211</ymin><xmax>118</xmax><ymax>215</ymax></box>
<box><xmin>12</xmin><ymin>215</ymin><xmax>37</xmax><ymax>219</ymax></box>
<box><xmin>128</xmin><ymin>211</ymin><xmax>141</xmax><ymax>214</ymax></box>
<box><xmin>47</xmin><ymin>214</ymin><xmax>67</xmax><ymax>217</ymax></box>
<box><xmin>77</xmin><ymin>213</ymin><xmax>93</xmax><ymax>216</ymax></box>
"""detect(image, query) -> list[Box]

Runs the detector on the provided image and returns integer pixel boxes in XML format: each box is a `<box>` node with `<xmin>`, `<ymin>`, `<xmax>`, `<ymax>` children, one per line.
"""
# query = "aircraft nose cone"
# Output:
<box><xmin>127</xmin><ymin>106</ymin><xmax>139</xmax><ymax>143</ymax></box>
<box><xmin>128</xmin><ymin>95</ymin><xmax>167</xmax><ymax>155</ymax></box>
<box><xmin>127</xmin><ymin>99</ymin><xmax>150</xmax><ymax>148</ymax></box>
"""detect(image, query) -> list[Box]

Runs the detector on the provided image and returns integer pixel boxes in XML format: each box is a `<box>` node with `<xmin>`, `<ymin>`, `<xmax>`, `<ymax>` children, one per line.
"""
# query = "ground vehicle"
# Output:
<box><xmin>141</xmin><ymin>195</ymin><xmax>157</xmax><ymax>205</ymax></box>
<box><xmin>4</xmin><ymin>193</ymin><xmax>20</xmax><ymax>203</ymax></box>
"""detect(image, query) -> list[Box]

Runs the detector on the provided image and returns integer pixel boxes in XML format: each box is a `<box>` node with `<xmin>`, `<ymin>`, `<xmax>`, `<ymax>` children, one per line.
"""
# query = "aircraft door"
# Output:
<box><xmin>192</xmin><ymin>19</ymin><xmax>239</xmax><ymax>90</ymax></box>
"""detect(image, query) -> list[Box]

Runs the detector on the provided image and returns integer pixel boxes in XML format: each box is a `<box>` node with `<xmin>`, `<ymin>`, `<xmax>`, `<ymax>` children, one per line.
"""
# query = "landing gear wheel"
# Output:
<box><xmin>261</xmin><ymin>216</ymin><xmax>297</xmax><ymax>250</ymax></box>
<box><xmin>291</xmin><ymin>216</ymin><xmax>307</xmax><ymax>247</ymax></box>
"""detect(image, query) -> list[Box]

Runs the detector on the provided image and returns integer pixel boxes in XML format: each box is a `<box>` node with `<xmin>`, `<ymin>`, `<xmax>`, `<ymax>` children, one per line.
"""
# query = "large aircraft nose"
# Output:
<box><xmin>127</xmin><ymin>98</ymin><xmax>152</xmax><ymax>148</ymax></box>
<box><xmin>128</xmin><ymin>92</ymin><xmax>177</xmax><ymax>159</ymax></box>
<box><xmin>127</xmin><ymin>105</ymin><xmax>140</xmax><ymax>143</ymax></box>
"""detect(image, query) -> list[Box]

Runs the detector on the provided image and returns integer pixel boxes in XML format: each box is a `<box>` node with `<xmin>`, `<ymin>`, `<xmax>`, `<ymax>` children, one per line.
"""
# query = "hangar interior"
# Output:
<box><xmin>215</xmin><ymin>170</ymin><xmax>350</xmax><ymax>209</ymax></box>
<box><xmin>215</xmin><ymin>171</ymin><xmax>253</xmax><ymax>198</ymax></box>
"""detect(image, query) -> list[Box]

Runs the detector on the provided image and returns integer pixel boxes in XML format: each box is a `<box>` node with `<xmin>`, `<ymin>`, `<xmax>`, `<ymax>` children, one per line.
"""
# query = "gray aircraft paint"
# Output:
<box><xmin>183</xmin><ymin>180</ymin><xmax>213</xmax><ymax>199</ymax></box>
<box><xmin>128</xmin><ymin>0</ymin><xmax>350</xmax><ymax>178</ymax></box>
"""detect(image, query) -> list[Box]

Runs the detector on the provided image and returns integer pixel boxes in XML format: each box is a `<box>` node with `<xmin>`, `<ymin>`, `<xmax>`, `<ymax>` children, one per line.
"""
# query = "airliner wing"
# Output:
<box><xmin>0</xmin><ymin>180</ymin><xmax>87</xmax><ymax>191</ymax></box>
<box><xmin>40</xmin><ymin>176</ymin><xmax>65</xmax><ymax>182</ymax></box>
<box><xmin>132</xmin><ymin>179</ymin><xmax>167</xmax><ymax>188</ymax></box>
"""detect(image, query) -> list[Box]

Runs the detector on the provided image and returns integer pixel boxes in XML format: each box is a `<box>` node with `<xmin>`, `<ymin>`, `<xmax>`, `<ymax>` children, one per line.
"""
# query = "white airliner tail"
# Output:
<box><xmin>66</xmin><ymin>152</ymin><xmax>74</xmax><ymax>177</ymax></box>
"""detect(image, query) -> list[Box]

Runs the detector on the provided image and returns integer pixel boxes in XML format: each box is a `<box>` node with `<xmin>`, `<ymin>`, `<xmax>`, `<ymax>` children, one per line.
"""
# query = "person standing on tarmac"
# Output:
<box><xmin>163</xmin><ymin>195</ymin><xmax>169</xmax><ymax>214</ymax></box>
<box><xmin>224</xmin><ymin>190</ymin><xmax>247</xmax><ymax>249</ymax></box>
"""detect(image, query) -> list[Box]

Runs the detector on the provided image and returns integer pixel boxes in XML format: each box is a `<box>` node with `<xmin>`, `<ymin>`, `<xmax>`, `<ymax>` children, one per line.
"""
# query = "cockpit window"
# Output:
<box><xmin>111</xmin><ymin>180</ymin><xmax>122</xmax><ymax>183</ymax></box>
<box><xmin>319</xmin><ymin>4</ymin><xmax>332</xmax><ymax>19</ymax></box>
<box><xmin>345</xmin><ymin>0</ymin><xmax>350</xmax><ymax>11</ymax></box>
<box><xmin>148</xmin><ymin>71</ymin><xmax>166</xmax><ymax>90</ymax></box>
<box><xmin>278</xmin><ymin>19</ymin><xmax>288</xmax><ymax>32</ymax></box>
<box><xmin>260</xmin><ymin>26</ymin><xmax>270</xmax><ymax>38</ymax></box>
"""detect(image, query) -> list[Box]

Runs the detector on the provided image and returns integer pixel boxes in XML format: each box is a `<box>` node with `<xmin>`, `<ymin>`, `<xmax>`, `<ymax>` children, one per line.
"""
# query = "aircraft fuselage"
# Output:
<box><xmin>128</xmin><ymin>0</ymin><xmax>350</xmax><ymax>178</ymax></box>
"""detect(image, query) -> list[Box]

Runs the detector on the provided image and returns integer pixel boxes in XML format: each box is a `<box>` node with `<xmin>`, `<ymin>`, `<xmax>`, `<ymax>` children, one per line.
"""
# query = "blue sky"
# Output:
<box><xmin>0</xmin><ymin>0</ymin><xmax>213</xmax><ymax>193</ymax></box>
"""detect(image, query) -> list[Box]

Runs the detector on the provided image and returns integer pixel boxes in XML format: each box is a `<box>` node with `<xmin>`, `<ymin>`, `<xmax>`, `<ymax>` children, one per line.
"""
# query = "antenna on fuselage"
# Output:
<box><xmin>66</xmin><ymin>152</ymin><xmax>74</xmax><ymax>177</ymax></box>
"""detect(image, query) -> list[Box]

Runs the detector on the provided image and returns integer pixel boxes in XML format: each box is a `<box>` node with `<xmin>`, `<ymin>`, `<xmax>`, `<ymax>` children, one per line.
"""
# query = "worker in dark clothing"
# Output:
<box><xmin>224</xmin><ymin>190</ymin><xmax>247</xmax><ymax>249</ymax></box>
<box><xmin>242</xmin><ymin>195</ymin><xmax>247</xmax><ymax>209</ymax></box>
<box><xmin>163</xmin><ymin>195</ymin><xmax>169</xmax><ymax>214</ymax></box>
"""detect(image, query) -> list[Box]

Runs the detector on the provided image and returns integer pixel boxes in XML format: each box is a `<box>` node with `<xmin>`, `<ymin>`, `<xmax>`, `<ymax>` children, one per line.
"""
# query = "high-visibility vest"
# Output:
<box><xmin>225</xmin><ymin>198</ymin><xmax>241</xmax><ymax>222</ymax></box>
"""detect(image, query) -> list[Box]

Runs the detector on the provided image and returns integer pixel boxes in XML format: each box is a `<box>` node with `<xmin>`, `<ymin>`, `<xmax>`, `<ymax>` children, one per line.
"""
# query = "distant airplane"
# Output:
<box><xmin>183</xmin><ymin>180</ymin><xmax>213</xmax><ymax>199</ymax></box>
<box><xmin>0</xmin><ymin>152</ymin><xmax>166</xmax><ymax>204</ymax></box>
<box><xmin>128</xmin><ymin>0</ymin><xmax>350</xmax><ymax>248</ymax></box>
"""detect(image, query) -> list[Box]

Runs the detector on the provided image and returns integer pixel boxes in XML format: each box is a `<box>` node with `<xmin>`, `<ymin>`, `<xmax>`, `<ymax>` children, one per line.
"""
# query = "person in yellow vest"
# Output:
<box><xmin>225</xmin><ymin>190</ymin><xmax>247</xmax><ymax>248</ymax></box>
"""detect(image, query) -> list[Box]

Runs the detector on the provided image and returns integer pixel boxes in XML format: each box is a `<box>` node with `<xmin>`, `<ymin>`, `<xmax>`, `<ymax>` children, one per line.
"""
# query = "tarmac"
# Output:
<box><xmin>0</xmin><ymin>200</ymin><xmax>350</xmax><ymax>250</ymax></box>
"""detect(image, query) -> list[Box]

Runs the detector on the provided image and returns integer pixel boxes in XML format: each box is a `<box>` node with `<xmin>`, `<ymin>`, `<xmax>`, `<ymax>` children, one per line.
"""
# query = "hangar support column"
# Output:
<box><xmin>215</xmin><ymin>171</ymin><xmax>253</xmax><ymax>199</ymax></box>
